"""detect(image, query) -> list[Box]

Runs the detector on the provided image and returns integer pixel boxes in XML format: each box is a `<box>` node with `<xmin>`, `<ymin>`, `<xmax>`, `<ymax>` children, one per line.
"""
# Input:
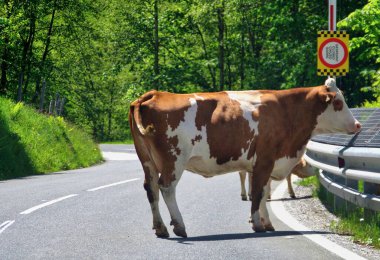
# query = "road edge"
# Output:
<box><xmin>270</xmin><ymin>179</ymin><xmax>367</xmax><ymax>260</ymax></box>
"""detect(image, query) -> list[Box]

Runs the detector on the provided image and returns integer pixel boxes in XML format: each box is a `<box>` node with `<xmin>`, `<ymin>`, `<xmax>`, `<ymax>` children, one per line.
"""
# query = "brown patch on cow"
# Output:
<box><xmin>191</xmin><ymin>135</ymin><xmax>202</xmax><ymax>145</ymax></box>
<box><xmin>195</xmin><ymin>92</ymin><xmax>256</xmax><ymax>164</ymax></box>
<box><xmin>333</xmin><ymin>99</ymin><xmax>343</xmax><ymax>111</ymax></box>
<box><xmin>255</xmin><ymin>86</ymin><xmax>331</xmax><ymax>161</ymax></box>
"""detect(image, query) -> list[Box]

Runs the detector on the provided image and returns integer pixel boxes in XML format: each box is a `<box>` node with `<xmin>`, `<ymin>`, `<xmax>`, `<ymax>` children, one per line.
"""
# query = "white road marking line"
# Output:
<box><xmin>87</xmin><ymin>178</ymin><xmax>140</xmax><ymax>192</ymax></box>
<box><xmin>20</xmin><ymin>194</ymin><xmax>78</xmax><ymax>215</ymax></box>
<box><xmin>270</xmin><ymin>179</ymin><xmax>366</xmax><ymax>260</ymax></box>
<box><xmin>102</xmin><ymin>152</ymin><xmax>139</xmax><ymax>161</ymax></box>
<box><xmin>0</xmin><ymin>220</ymin><xmax>15</xmax><ymax>234</ymax></box>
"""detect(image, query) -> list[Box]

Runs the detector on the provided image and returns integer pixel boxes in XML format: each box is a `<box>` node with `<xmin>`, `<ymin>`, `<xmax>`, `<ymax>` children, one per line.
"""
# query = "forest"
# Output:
<box><xmin>0</xmin><ymin>0</ymin><xmax>379</xmax><ymax>141</ymax></box>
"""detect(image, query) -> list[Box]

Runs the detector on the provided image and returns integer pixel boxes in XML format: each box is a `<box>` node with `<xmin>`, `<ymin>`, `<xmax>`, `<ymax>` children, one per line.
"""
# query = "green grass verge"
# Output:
<box><xmin>0</xmin><ymin>97</ymin><xmax>102</xmax><ymax>180</ymax></box>
<box><xmin>296</xmin><ymin>175</ymin><xmax>380</xmax><ymax>249</ymax></box>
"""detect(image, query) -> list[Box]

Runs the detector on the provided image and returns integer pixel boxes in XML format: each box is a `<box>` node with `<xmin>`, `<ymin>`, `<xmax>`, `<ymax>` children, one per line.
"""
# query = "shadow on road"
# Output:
<box><xmin>268</xmin><ymin>195</ymin><xmax>313</xmax><ymax>202</ymax></box>
<box><xmin>166</xmin><ymin>230</ymin><xmax>332</xmax><ymax>244</ymax></box>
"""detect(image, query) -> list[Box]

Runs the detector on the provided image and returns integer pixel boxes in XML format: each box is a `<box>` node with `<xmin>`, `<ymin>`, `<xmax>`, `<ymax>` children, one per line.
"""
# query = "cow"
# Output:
<box><xmin>239</xmin><ymin>157</ymin><xmax>315</xmax><ymax>201</ymax></box>
<box><xmin>129</xmin><ymin>78</ymin><xmax>361</xmax><ymax>238</ymax></box>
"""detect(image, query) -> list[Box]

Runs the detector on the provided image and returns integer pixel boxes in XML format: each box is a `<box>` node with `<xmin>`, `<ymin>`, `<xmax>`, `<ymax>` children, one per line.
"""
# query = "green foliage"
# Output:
<box><xmin>296</xmin><ymin>175</ymin><xmax>320</xmax><ymax>197</ymax></box>
<box><xmin>0</xmin><ymin>96</ymin><xmax>102</xmax><ymax>180</ymax></box>
<box><xmin>338</xmin><ymin>0</ymin><xmax>380</xmax><ymax>105</ymax></box>
<box><xmin>330</xmin><ymin>210</ymin><xmax>380</xmax><ymax>249</ymax></box>
<box><xmin>362</xmin><ymin>95</ymin><xmax>380</xmax><ymax>108</ymax></box>
<box><xmin>0</xmin><ymin>0</ymin><xmax>375</xmax><ymax>141</ymax></box>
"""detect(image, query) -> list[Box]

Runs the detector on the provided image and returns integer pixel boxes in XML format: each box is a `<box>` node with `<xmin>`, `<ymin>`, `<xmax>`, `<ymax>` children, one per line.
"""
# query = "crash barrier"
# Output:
<box><xmin>304</xmin><ymin>108</ymin><xmax>380</xmax><ymax>217</ymax></box>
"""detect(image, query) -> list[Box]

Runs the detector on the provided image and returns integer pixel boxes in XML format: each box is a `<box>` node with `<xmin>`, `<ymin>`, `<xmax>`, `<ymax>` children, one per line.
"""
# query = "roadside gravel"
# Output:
<box><xmin>282</xmin><ymin>180</ymin><xmax>380</xmax><ymax>260</ymax></box>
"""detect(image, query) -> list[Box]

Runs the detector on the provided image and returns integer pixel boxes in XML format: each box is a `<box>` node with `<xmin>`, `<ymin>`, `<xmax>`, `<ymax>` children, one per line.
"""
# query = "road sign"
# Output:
<box><xmin>317</xmin><ymin>31</ymin><xmax>349</xmax><ymax>76</ymax></box>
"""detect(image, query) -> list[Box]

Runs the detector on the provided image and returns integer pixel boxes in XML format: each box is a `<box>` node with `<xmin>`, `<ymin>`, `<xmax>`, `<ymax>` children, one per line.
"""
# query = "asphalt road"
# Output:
<box><xmin>0</xmin><ymin>144</ymin><xmax>347</xmax><ymax>259</ymax></box>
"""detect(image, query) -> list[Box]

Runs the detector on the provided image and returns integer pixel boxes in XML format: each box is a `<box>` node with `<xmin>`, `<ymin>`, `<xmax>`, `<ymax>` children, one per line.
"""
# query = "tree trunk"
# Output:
<box><xmin>195</xmin><ymin>24</ymin><xmax>216</xmax><ymax>90</ymax></box>
<box><xmin>18</xmin><ymin>11</ymin><xmax>36</xmax><ymax>102</ymax></box>
<box><xmin>107</xmin><ymin>86</ymin><xmax>114</xmax><ymax>140</ymax></box>
<box><xmin>0</xmin><ymin>0</ymin><xmax>10</xmax><ymax>95</ymax></box>
<box><xmin>0</xmin><ymin>37</ymin><xmax>9</xmax><ymax>95</ymax></box>
<box><xmin>153</xmin><ymin>0</ymin><xmax>160</xmax><ymax>90</ymax></box>
<box><xmin>217</xmin><ymin>2</ymin><xmax>225</xmax><ymax>91</ymax></box>
<box><xmin>240</xmin><ymin>26</ymin><xmax>245</xmax><ymax>90</ymax></box>
<box><xmin>32</xmin><ymin>2</ymin><xmax>56</xmax><ymax>103</ymax></box>
<box><xmin>225</xmin><ymin>23</ymin><xmax>232</xmax><ymax>90</ymax></box>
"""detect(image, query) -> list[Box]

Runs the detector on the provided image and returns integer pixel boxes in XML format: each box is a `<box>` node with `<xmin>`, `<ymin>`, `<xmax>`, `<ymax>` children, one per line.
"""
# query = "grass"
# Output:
<box><xmin>296</xmin><ymin>174</ymin><xmax>380</xmax><ymax>249</ymax></box>
<box><xmin>297</xmin><ymin>173</ymin><xmax>320</xmax><ymax>197</ymax></box>
<box><xmin>0</xmin><ymin>97</ymin><xmax>102</xmax><ymax>180</ymax></box>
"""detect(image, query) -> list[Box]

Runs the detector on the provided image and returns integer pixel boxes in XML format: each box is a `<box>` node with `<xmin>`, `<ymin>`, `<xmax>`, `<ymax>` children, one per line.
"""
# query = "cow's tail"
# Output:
<box><xmin>130</xmin><ymin>91</ymin><xmax>156</xmax><ymax>136</ymax></box>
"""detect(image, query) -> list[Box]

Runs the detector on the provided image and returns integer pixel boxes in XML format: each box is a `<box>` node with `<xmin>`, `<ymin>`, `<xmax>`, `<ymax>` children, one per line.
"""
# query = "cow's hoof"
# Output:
<box><xmin>290</xmin><ymin>194</ymin><xmax>296</xmax><ymax>199</ymax></box>
<box><xmin>154</xmin><ymin>225</ymin><xmax>169</xmax><ymax>238</ymax></box>
<box><xmin>173</xmin><ymin>226</ymin><xmax>187</xmax><ymax>238</ymax></box>
<box><xmin>241</xmin><ymin>195</ymin><xmax>248</xmax><ymax>201</ymax></box>
<box><xmin>264</xmin><ymin>224</ymin><xmax>275</xmax><ymax>232</ymax></box>
<box><xmin>252</xmin><ymin>225</ymin><xmax>266</xmax><ymax>233</ymax></box>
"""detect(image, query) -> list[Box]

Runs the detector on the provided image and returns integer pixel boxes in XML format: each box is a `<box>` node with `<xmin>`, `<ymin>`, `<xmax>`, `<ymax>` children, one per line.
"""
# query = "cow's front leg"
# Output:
<box><xmin>259</xmin><ymin>182</ymin><xmax>275</xmax><ymax>231</ymax></box>
<box><xmin>251</xmin><ymin>160</ymin><xmax>274</xmax><ymax>232</ymax></box>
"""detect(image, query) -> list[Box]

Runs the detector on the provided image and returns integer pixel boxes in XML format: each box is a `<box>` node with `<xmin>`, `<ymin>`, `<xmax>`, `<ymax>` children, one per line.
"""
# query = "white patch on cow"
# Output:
<box><xmin>193</xmin><ymin>94</ymin><xmax>204</xmax><ymax>100</ymax></box>
<box><xmin>227</xmin><ymin>91</ymin><xmax>262</xmax><ymax>134</ymax></box>
<box><xmin>165</xmin><ymin>94</ymin><xmax>260</xmax><ymax>178</ymax></box>
<box><xmin>251</xmin><ymin>210</ymin><xmax>262</xmax><ymax>230</ymax></box>
<box><xmin>270</xmin><ymin>147</ymin><xmax>306</xmax><ymax>181</ymax></box>
<box><xmin>259</xmin><ymin>184</ymin><xmax>271</xmax><ymax>226</ymax></box>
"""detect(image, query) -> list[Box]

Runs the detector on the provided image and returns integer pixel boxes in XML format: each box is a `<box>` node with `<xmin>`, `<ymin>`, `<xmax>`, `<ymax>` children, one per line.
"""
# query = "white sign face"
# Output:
<box><xmin>318</xmin><ymin>38</ymin><xmax>348</xmax><ymax>68</ymax></box>
<box><xmin>322</xmin><ymin>42</ymin><xmax>344</xmax><ymax>65</ymax></box>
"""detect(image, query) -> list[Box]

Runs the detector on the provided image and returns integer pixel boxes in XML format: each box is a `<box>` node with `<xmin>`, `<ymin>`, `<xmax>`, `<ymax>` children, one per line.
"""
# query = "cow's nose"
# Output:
<box><xmin>355</xmin><ymin>121</ymin><xmax>361</xmax><ymax>132</ymax></box>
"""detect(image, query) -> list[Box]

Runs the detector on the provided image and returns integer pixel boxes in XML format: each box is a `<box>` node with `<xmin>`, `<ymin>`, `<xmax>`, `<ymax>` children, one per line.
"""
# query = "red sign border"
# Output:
<box><xmin>318</xmin><ymin>38</ymin><xmax>348</xmax><ymax>69</ymax></box>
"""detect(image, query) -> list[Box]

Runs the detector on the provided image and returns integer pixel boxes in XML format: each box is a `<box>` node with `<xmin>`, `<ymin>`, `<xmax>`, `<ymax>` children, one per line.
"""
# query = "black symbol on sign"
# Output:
<box><xmin>326</xmin><ymin>44</ymin><xmax>339</xmax><ymax>62</ymax></box>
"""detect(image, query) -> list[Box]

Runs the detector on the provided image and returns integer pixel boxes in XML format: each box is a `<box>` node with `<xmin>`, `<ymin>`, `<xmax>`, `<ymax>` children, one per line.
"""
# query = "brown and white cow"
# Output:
<box><xmin>129</xmin><ymin>78</ymin><xmax>361</xmax><ymax>238</ymax></box>
<box><xmin>239</xmin><ymin>157</ymin><xmax>315</xmax><ymax>201</ymax></box>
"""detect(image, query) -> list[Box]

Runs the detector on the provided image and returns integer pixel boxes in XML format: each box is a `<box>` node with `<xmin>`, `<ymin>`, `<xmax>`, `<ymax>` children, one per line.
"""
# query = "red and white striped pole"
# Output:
<box><xmin>328</xmin><ymin>0</ymin><xmax>337</xmax><ymax>80</ymax></box>
<box><xmin>329</xmin><ymin>0</ymin><xmax>336</xmax><ymax>31</ymax></box>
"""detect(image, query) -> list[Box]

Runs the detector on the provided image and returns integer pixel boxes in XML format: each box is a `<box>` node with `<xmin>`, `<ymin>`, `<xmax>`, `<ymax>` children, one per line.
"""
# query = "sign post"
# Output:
<box><xmin>329</xmin><ymin>0</ymin><xmax>336</xmax><ymax>31</ymax></box>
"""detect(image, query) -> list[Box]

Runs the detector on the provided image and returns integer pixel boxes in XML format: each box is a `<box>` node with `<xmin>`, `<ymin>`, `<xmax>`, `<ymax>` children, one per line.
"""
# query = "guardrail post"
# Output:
<box><xmin>345</xmin><ymin>178</ymin><xmax>358</xmax><ymax>213</ymax></box>
<box><xmin>333</xmin><ymin>174</ymin><xmax>346</xmax><ymax>213</ymax></box>
<box><xmin>364</xmin><ymin>182</ymin><xmax>378</xmax><ymax>220</ymax></box>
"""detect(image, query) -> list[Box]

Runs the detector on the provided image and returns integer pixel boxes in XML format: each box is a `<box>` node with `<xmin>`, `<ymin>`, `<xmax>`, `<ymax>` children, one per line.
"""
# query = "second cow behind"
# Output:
<box><xmin>239</xmin><ymin>157</ymin><xmax>315</xmax><ymax>201</ymax></box>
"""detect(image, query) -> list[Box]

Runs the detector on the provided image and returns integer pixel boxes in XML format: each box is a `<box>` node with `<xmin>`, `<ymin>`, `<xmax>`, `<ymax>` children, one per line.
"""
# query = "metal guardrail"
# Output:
<box><xmin>305</xmin><ymin>141</ymin><xmax>380</xmax><ymax>212</ymax></box>
<box><xmin>304</xmin><ymin>108</ymin><xmax>380</xmax><ymax>213</ymax></box>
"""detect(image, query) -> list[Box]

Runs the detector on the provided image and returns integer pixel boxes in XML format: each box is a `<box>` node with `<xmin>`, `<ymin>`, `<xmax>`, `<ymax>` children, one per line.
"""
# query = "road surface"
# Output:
<box><xmin>0</xmin><ymin>144</ymin><xmax>359</xmax><ymax>259</ymax></box>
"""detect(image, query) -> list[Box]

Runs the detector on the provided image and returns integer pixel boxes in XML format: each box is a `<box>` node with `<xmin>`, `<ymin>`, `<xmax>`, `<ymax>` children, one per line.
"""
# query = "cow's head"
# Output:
<box><xmin>313</xmin><ymin>78</ymin><xmax>361</xmax><ymax>135</ymax></box>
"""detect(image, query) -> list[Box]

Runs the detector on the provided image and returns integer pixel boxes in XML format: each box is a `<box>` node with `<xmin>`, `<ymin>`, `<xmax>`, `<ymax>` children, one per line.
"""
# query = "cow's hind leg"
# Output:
<box><xmin>239</xmin><ymin>171</ymin><xmax>248</xmax><ymax>201</ymax></box>
<box><xmin>287</xmin><ymin>174</ymin><xmax>296</xmax><ymax>198</ymax></box>
<box><xmin>160</xmin><ymin>171</ymin><xmax>187</xmax><ymax>238</ymax></box>
<box><xmin>143</xmin><ymin>162</ymin><xmax>169</xmax><ymax>238</ymax></box>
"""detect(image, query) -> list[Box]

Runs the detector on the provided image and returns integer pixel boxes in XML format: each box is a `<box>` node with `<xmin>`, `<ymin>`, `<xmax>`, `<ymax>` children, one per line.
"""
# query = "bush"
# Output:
<box><xmin>0</xmin><ymin>97</ymin><xmax>102</xmax><ymax>180</ymax></box>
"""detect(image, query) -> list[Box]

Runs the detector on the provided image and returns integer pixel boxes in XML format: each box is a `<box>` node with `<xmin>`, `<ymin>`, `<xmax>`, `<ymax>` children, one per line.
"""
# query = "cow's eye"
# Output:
<box><xmin>333</xmin><ymin>99</ymin><xmax>343</xmax><ymax>111</ymax></box>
